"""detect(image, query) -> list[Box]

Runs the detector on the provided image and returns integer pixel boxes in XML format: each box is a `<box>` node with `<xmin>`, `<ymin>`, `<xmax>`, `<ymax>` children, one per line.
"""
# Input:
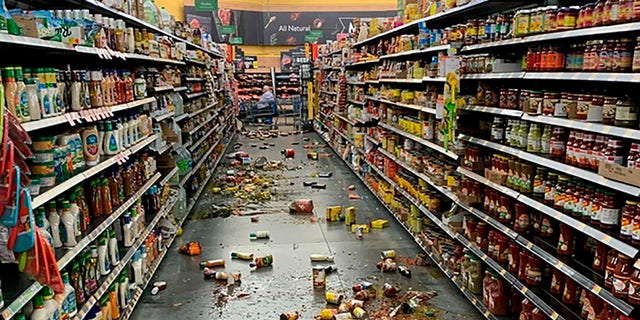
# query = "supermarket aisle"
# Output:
<box><xmin>129</xmin><ymin>127</ymin><xmax>477</xmax><ymax>320</ymax></box>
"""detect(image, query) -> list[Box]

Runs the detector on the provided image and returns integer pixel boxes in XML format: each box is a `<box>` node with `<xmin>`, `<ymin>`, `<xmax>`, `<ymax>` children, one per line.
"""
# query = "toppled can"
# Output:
<box><xmin>332</xmin><ymin>313</ymin><xmax>353</xmax><ymax>320</ymax></box>
<box><xmin>203</xmin><ymin>269</ymin><xmax>242</xmax><ymax>283</ymax></box>
<box><xmin>354</xmin><ymin>289</ymin><xmax>371</xmax><ymax>301</ymax></box>
<box><xmin>313</xmin><ymin>266</ymin><xmax>326</xmax><ymax>288</ymax></box>
<box><xmin>346</xmin><ymin>299</ymin><xmax>365</xmax><ymax>310</ymax></box>
<box><xmin>250</xmin><ymin>254</ymin><xmax>273</xmax><ymax>270</ymax></box>
<box><xmin>289</xmin><ymin>199</ymin><xmax>314</xmax><ymax>214</ymax></box>
<box><xmin>352</xmin><ymin>307</ymin><xmax>368</xmax><ymax>319</ymax></box>
<box><xmin>279</xmin><ymin>311</ymin><xmax>300</xmax><ymax>320</ymax></box>
<box><xmin>310</xmin><ymin>254</ymin><xmax>334</xmax><ymax>262</ymax></box>
<box><xmin>150</xmin><ymin>281</ymin><xmax>167</xmax><ymax>295</ymax></box>
<box><xmin>376</xmin><ymin>258</ymin><xmax>397</xmax><ymax>272</ymax></box>
<box><xmin>352</xmin><ymin>282</ymin><xmax>372</xmax><ymax>292</ymax></box>
<box><xmin>398</xmin><ymin>265</ymin><xmax>412</xmax><ymax>278</ymax></box>
<box><xmin>307</xmin><ymin>152</ymin><xmax>318</xmax><ymax>160</ymax></box>
<box><xmin>178</xmin><ymin>241</ymin><xmax>202</xmax><ymax>256</ymax></box>
<box><xmin>281</xmin><ymin>149</ymin><xmax>295</xmax><ymax>158</ymax></box>
<box><xmin>401</xmin><ymin>298</ymin><xmax>419</xmax><ymax>314</ymax></box>
<box><xmin>320</xmin><ymin>309</ymin><xmax>338</xmax><ymax>319</ymax></box>
<box><xmin>381</xmin><ymin>250</ymin><xmax>396</xmax><ymax>260</ymax></box>
<box><xmin>249</xmin><ymin>230</ymin><xmax>270</xmax><ymax>240</ymax></box>
<box><xmin>323</xmin><ymin>265</ymin><xmax>337</xmax><ymax>274</ymax></box>
<box><xmin>383</xmin><ymin>283</ymin><xmax>400</xmax><ymax>297</ymax></box>
<box><xmin>199</xmin><ymin>259</ymin><xmax>225</xmax><ymax>269</ymax></box>
<box><xmin>231</xmin><ymin>252</ymin><xmax>254</xmax><ymax>260</ymax></box>
<box><xmin>325</xmin><ymin>292</ymin><xmax>344</xmax><ymax>305</ymax></box>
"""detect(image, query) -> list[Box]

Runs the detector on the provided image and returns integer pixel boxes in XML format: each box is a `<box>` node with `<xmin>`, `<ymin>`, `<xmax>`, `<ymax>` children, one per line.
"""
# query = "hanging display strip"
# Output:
<box><xmin>32</xmin><ymin>134</ymin><xmax>157</xmax><ymax>208</ymax></box>
<box><xmin>74</xmin><ymin>191</ymin><xmax>178</xmax><ymax>319</ymax></box>
<box><xmin>379</xmin><ymin>122</ymin><xmax>459</xmax><ymax>160</ymax></box>
<box><xmin>379</xmin><ymin>98</ymin><xmax>437</xmax><ymax>114</ymax></box>
<box><xmin>462</xmin><ymin>71</ymin><xmax>640</xmax><ymax>83</ymax></box>
<box><xmin>379</xmin><ymin>45</ymin><xmax>451</xmax><ymax>60</ymax></box>
<box><xmin>458</xmin><ymin>134</ymin><xmax>640</xmax><ymax>197</ymax></box>
<box><xmin>462</xmin><ymin>21</ymin><xmax>640</xmax><ymax>53</ymax></box>
<box><xmin>1</xmin><ymin>172</ymin><xmax>161</xmax><ymax>320</ymax></box>
<box><xmin>74</xmin><ymin>46</ymin><xmax>186</xmax><ymax>65</ymax></box>
<box><xmin>459</xmin><ymin>105</ymin><xmax>523</xmax><ymax>118</ymax></box>
<box><xmin>21</xmin><ymin>97</ymin><xmax>156</xmax><ymax>132</ymax></box>
<box><xmin>320</xmin><ymin>129</ymin><xmax>560</xmax><ymax>320</ymax></box>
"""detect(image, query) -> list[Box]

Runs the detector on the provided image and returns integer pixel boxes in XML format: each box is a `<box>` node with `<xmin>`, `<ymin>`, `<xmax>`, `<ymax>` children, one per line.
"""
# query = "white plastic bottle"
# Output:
<box><xmin>108</xmin><ymin>229</ymin><xmax>120</xmax><ymax>267</ymax></box>
<box><xmin>122</xmin><ymin>118</ymin><xmax>130</xmax><ymax>148</ymax></box>
<box><xmin>97</xmin><ymin>234</ymin><xmax>110</xmax><ymax>276</ymax></box>
<box><xmin>103</xmin><ymin>121</ymin><xmax>119</xmax><ymax>156</ymax></box>
<box><xmin>117</xmin><ymin>271</ymin><xmax>130</xmax><ymax>307</ymax></box>
<box><xmin>139</xmin><ymin>245</ymin><xmax>147</xmax><ymax>276</ymax></box>
<box><xmin>69</xmin><ymin>193</ymin><xmax>81</xmax><ymax>237</ymax></box>
<box><xmin>47</xmin><ymin>202</ymin><xmax>63</xmax><ymax>248</ymax></box>
<box><xmin>61</xmin><ymin>272</ymin><xmax>77</xmax><ymax>318</ymax></box>
<box><xmin>116</xmin><ymin>119</ymin><xmax>125</xmax><ymax>151</ymax></box>
<box><xmin>30</xmin><ymin>295</ymin><xmax>48</xmax><ymax>320</ymax></box>
<box><xmin>122</xmin><ymin>212</ymin><xmax>133</xmax><ymax>247</ymax></box>
<box><xmin>53</xmin><ymin>286</ymin><xmax>69</xmax><ymax>320</ymax></box>
<box><xmin>35</xmin><ymin>208</ymin><xmax>53</xmax><ymax>245</ymax></box>
<box><xmin>130</xmin><ymin>208</ymin><xmax>139</xmax><ymax>240</ymax></box>
<box><xmin>59</xmin><ymin>200</ymin><xmax>78</xmax><ymax>247</ymax></box>
<box><xmin>131</xmin><ymin>250</ymin><xmax>143</xmax><ymax>285</ymax></box>
<box><xmin>42</xmin><ymin>287</ymin><xmax>61</xmax><ymax>320</ymax></box>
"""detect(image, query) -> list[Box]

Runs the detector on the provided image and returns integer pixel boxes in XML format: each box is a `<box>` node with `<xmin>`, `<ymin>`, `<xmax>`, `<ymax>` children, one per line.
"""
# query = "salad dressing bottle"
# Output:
<box><xmin>4</xmin><ymin>67</ymin><xmax>17</xmax><ymax>118</ymax></box>
<box><xmin>14</xmin><ymin>66</ymin><xmax>30</xmax><ymax>122</ymax></box>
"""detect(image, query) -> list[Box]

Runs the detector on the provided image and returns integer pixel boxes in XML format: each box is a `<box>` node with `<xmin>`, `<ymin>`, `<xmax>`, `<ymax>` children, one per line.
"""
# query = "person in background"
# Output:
<box><xmin>257</xmin><ymin>85</ymin><xmax>275</xmax><ymax>110</ymax></box>
<box><xmin>254</xmin><ymin>85</ymin><xmax>276</xmax><ymax>124</ymax></box>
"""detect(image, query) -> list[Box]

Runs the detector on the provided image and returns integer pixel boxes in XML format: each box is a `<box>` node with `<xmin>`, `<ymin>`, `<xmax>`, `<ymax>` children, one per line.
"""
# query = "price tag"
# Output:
<box><xmin>601</xmin><ymin>234</ymin><xmax>612</xmax><ymax>244</ymax></box>
<box><xmin>482</xmin><ymin>214</ymin><xmax>489</xmax><ymax>222</ymax></box>
<box><xmin>526</xmin><ymin>241</ymin><xmax>533</xmax><ymax>249</ymax></box>
<box><xmin>551</xmin><ymin>312</ymin><xmax>559</xmax><ymax>320</ymax></box>
<box><xmin>64</xmin><ymin>113</ymin><xmax>75</xmax><ymax>126</ymax></box>
<box><xmin>521</xmin><ymin>286</ymin><xmax>528</xmax><ymax>294</ymax></box>
<box><xmin>576</xmin><ymin>223</ymin><xmax>586</xmax><ymax>231</ymax></box>
<box><xmin>484</xmin><ymin>311</ymin><xmax>490</xmax><ymax>317</ymax></box>
<box><xmin>499</xmin><ymin>269</ymin><xmax>507</xmax><ymax>276</ymax></box>
<box><xmin>480</xmin><ymin>253</ymin><xmax>488</xmax><ymax>261</ymax></box>
<box><xmin>71</xmin><ymin>112</ymin><xmax>82</xmax><ymax>124</ymax></box>
<box><xmin>556</xmin><ymin>261</ymin><xmax>564</xmax><ymax>269</ymax></box>
<box><xmin>592</xmin><ymin>284</ymin><xmax>602</xmax><ymax>294</ymax></box>
<box><xmin>634</xmin><ymin>259</ymin><xmax>640</xmax><ymax>269</ymax></box>
<box><xmin>80</xmin><ymin>109</ymin><xmax>91</xmax><ymax>121</ymax></box>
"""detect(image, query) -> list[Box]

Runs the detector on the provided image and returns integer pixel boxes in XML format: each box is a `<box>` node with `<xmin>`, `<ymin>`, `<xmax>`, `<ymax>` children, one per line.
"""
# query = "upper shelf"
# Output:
<box><xmin>462</xmin><ymin>21</ymin><xmax>640</xmax><ymax>53</ymax></box>
<box><xmin>79</xmin><ymin>0</ymin><xmax>223</xmax><ymax>58</ymax></box>
<box><xmin>351</xmin><ymin>0</ymin><xmax>531</xmax><ymax>47</ymax></box>
<box><xmin>462</xmin><ymin>71</ymin><xmax>640</xmax><ymax>83</ymax></box>
<box><xmin>379</xmin><ymin>44</ymin><xmax>451</xmax><ymax>60</ymax></box>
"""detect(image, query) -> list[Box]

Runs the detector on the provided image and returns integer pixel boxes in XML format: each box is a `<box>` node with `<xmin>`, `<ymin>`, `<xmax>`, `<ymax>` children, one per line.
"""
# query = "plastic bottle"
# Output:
<box><xmin>47</xmin><ymin>68</ymin><xmax>63</xmax><ymax>115</ymax></box>
<box><xmin>132</xmin><ymin>250</ymin><xmax>144</xmax><ymax>285</ymax></box>
<box><xmin>108</xmin><ymin>229</ymin><xmax>120</xmax><ymax>267</ymax></box>
<box><xmin>122</xmin><ymin>212</ymin><xmax>133</xmax><ymax>247</ymax></box>
<box><xmin>97</xmin><ymin>121</ymin><xmax>105</xmax><ymax>157</ymax></box>
<box><xmin>99</xmin><ymin>295</ymin><xmax>111</xmax><ymax>320</ymax></box>
<box><xmin>160</xmin><ymin>7</ymin><xmax>171</xmax><ymax>32</ymax></box>
<box><xmin>130</xmin><ymin>207</ymin><xmax>139</xmax><ymax>240</ymax></box>
<box><xmin>14</xmin><ymin>66</ymin><xmax>30</xmax><ymax>122</ymax></box>
<box><xmin>140</xmin><ymin>245</ymin><xmax>147</xmax><ymax>276</ymax></box>
<box><xmin>122</xmin><ymin>117</ymin><xmax>130</xmax><ymax>148</ymax></box>
<box><xmin>0</xmin><ymin>0</ymin><xmax>10</xmax><ymax>33</ymax></box>
<box><xmin>69</xmin><ymin>192</ymin><xmax>82</xmax><ymax>238</ymax></box>
<box><xmin>60</xmin><ymin>200</ymin><xmax>78</xmax><ymax>247</ymax></box>
<box><xmin>115</xmin><ymin>119</ymin><xmax>125</xmax><ymax>151</ymax></box>
<box><xmin>87</xmin><ymin>246</ymin><xmax>99</xmax><ymax>295</ymax></box>
<box><xmin>36</xmin><ymin>68</ymin><xmax>52</xmax><ymax>118</ymax></box>
<box><xmin>61</xmin><ymin>272</ymin><xmax>77</xmax><ymax>318</ymax></box>
<box><xmin>35</xmin><ymin>207</ymin><xmax>53</xmax><ymax>245</ymax></box>
<box><xmin>42</xmin><ymin>287</ymin><xmax>61</xmax><ymax>320</ymax></box>
<box><xmin>109</xmin><ymin>284</ymin><xmax>119</xmax><ymax>319</ymax></box>
<box><xmin>70</xmin><ymin>71</ymin><xmax>82</xmax><ymax>111</ymax></box>
<box><xmin>4</xmin><ymin>67</ymin><xmax>17</xmax><ymax>118</ymax></box>
<box><xmin>25</xmin><ymin>77</ymin><xmax>40</xmax><ymax>120</ymax></box>
<box><xmin>310</xmin><ymin>254</ymin><xmax>334</xmax><ymax>262</ymax></box>
<box><xmin>70</xmin><ymin>260</ymin><xmax>86</xmax><ymax>307</ymax></box>
<box><xmin>143</xmin><ymin>0</ymin><xmax>159</xmax><ymax>27</ymax></box>
<box><xmin>128</xmin><ymin>116</ymin><xmax>137</xmax><ymax>145</ymax></box>
<box><xmin>30</xmin><ymin>295</ymin><xmax>48</xmax><ymax>320</ymax></box>
<box><xmin>97</xmin><ymin>234</ymin><xmax>110</xmax><ymax>276</ymax></box>
<box><xmin>117</xmin><ymin>271</ymin><xmax>130</xmax><ymax>307</ymax></box>
<box><xmin>48</xmin><ymin>202</ymin><xmax>63</xmax><ymax>248</ymax></box>
<box><xmin>103</xmin><ymin>121</ymin><xmax>119</xmax><ymax>156</ymax></box>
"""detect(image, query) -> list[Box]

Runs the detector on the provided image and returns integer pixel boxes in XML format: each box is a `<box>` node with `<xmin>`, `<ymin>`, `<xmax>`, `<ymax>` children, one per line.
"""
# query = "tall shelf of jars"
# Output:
<box><xmin>0</xmin><ymin>1</ymin><xmax>234</xmax><ymax>320</ymax></box>
<box><xmin>315</xmin><ymin>1</ymin><xmax>640</xmax><ymax>319</ymax></box>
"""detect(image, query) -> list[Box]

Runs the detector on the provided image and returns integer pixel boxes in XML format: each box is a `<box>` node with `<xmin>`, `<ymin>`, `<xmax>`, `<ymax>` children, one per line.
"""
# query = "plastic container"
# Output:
<box><xmin>31</xmin><ymin>161</ymin><xmax>56</xmax><ymax>175</ymax></box>
<box><xmin>33</xmin><ymin>149</ymin><xmax>55</xmax><ymax>162</ymax></box>
<box><xmin>32</xmin><ymin>173</ymin><xmax>56</xmax><ymax>187</ymax></box>
<box><xmin>32</xmin><ymin>136</ymin><xmax>56</xmax><ymax>151</ymax></box>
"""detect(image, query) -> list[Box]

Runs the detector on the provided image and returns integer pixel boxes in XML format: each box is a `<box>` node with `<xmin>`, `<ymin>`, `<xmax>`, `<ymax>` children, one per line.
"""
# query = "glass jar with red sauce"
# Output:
<box><xmin>554</xmin><ymin>175</ymin><xmax>570</xmax><ymax>211</ymax></box>
<box><xmin>550</xmin><ymin>268</ymin><xmax>565</xmax><ymax>296</ymax></box>
<box><xmin>558</xmin><ymin>223</ymin><xmax>574</xmax><ymax>256</ymax></box>
<box><xmin>526</xmin><ymin>255</ymin><xmax>542</xmax><ymax>286</ymax></box>
<box><xmin>576</xmin><ymin>93</ymin><xmax>592</xmax><ymax>120</ymax></box>
<box><xmin>514</xmin><ymin>203</ymin><xmax>530</xmax><ymax>233</ymax></box>
<box><xmin>620</xmin><ymin>200</ymin><xmax>637</xmax><ymax>240</ymax></box>
<box><xmin>562</xmin><ymin>277</ymin><xmax>580</xmax><ymax>305</ymax></box>
<box><xmin>518</xmin><ymin>251</ymin><xmax>529</xmax><ymax>281</ymax></box>
<box><xmin>580</xmin><ymin>185</ymin><xmax>595</xmax><ymax>221</ymax></box>
<box><xmin>600</xmin><ymin>190</ymin><xmax>620</xmax><ymax>229</ymax></box>
<box><xmin>476</xmin><ymin>221</ymin><xmax>488</xmax><ymax>250</ymax></box>
<box><xmin>591</xmin><ymin>189</ymin><xmax>605</xmax><ymax>226</ymax></box>
<box><xmin>550</xmin><ymin>128</ymin><xmax>566</xmax><ymax>160</ymax></box>
<box><xmin>628</xmin><ymin>267</ymin><xmax>640</xmax><ymax>305</ymax></box>
<box><xmin>509</xmin><ymin>243</ymin><xmax>520</xmax><ymax>273</ymax></box>
<box><xmin>612</xmin><ymin>253</ymin><xmax>633</xmax><ymax>298</ymax></box>
<box><xmin>605</xmin><ymin>250</ymin><xmax>619</xmax><ymax>289</ymax></box>
<box><xmin>593</xmin><ymin>242</ymin><xmax>608</xmax><ymax>271</ymax></box>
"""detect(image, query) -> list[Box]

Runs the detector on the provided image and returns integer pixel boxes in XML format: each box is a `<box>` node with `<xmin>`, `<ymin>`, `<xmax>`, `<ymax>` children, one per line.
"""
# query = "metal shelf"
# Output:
<box><xmin>345</xmin><ymin>59</ymin><xmax>380</xmax><ymax>68</ymax></box>
<box><xmin>378</xmin><ymin>78</ymin><xmax>424</xmax><ymax>84</ymax></box>
<box><xmin>188</xmin><ymin>103</ymin><xmax>217</xmax><ymax>118</ymax></box>
<box><xmin>179</xmin><ymin>127</ymin><xmax>227</xmax><ymax>186</ymax></box>
<box><xmin>462</xmin><ymin>71</ymin><xmax>640</xmax><ymax>83</ymax></box>
<box><xmin>379</xmin><ymin>45</ymin><xmax>451</xmax><ymax>60</ymax></box>
<box><xmin>185</xmin><ymin>77</ymin><xmax>206</xmax><ymax>82</ymax></box>
<box><xmin>152</xmin><ymin>111</ymin><xmax>174</xmax><ymax>122</ymax></box>
<box><xmin>522</xmin><ymin>114</ymin><xmax>640</xmax><ymax>141</ymax></box>
<box><xmin>379</xmin><ymin>122</ymin><xmax>459</xmax><ymax>160</ymax></box>
<box><xmin>173</xmin><ymin>86</ymin><xmax>188</xmax><ymax>92</ymax></box>
<box><xmin>460</xmin><ymin>105</ymin><xmax>523</xmax><ymax>118</ymax></box>
<box><xmin>1</xmin><ymin>172</ymin><xmax>161</xmax><ymax>320</ymax></box>
<box><xmin>456</xmin><ymin>166</ymin><xmax>640</xmax><ymax>260</ymax></box>
<box><xmin>458</xmin><ymin>134</ymin><xmax>640</xmax><ymax>196</ymax></box>
<box><xmin>321</xmin><ymin>90</ymin><xmax>338</xmax><ymax>95</ymax></box>
<box><xmin>333</xmin><ymin>113</ymin><xmax>355</xmax><ymax>126</ymax></box>
<box><xmin>346</xmin><ymin>80</ymin><xmax>366</xmax><ymax>85</ymax></box>
<box><xmin>185</xmin><ymin>91</ymin><xmax>208</xmax><ymax>100</ymax></box>
<box><xmin>32</xmin><ymin>134</ymin><xmax>157</xmax><ymax>208</ymax></box>
<box><xmin>462</xmin><ymin>22</ymin><xmax>640</xmax><ymax>53</ymax></box>
<box><xmin>21</xmin><ymin>97</ymin><xmax>156</xmax><ymax>132</ymax></box>
<box><xmin>74</xmin><ymin>176</ymin><xmax>173</xmax><ymax>320</ymax></box>
<box><xmin>159</xmin><ymin>166</ymin><xmax>179</xmax><ymax>186</ymax></box>
<box><xmin>186</xmin><ymin>116</ymin><xmax>215</xmax><ymax>135</ymax></box>
<box><xmin>189</xmin><ymin>124</ymin><xmax>220</xmax><ymax>152</ymax></box>
<box><xmin>347</xmin><ymin>99</ymin><xmax>366</xmax><ymax>106</ymax></box>
<box><xmin>461</xmin><ymin>72</ymin><xmax>526</xmax><ymax>80</ymax></box>
<box><xmin>378</xmin><ymin>98</ymin><xmax>437</xmax><ymax>114</ymax></box>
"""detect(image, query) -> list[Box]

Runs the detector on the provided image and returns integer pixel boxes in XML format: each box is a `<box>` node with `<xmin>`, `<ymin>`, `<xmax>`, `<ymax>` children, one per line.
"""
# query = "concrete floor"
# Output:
<box><xmin>130</xmin><ymin>128</ymin><xmax>480</xmax><ymax>320</ymax></box>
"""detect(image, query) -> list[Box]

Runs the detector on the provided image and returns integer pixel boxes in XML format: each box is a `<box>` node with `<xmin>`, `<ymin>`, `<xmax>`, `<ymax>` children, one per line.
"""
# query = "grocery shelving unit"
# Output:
<box><xmin>314</xmin><ymin>0</ymin><xmax>640</xmax><ymax>319</ymax></box>
<box><xmin>0</xmin><ymin>0</ymin><xmax>235</xmax><ymax>318</ymax></box>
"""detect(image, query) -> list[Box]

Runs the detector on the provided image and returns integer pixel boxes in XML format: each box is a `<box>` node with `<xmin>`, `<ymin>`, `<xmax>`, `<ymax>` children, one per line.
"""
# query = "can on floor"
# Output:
<box><xmin>282</xmin><ymin>149</ymin><xmax>295</xmax><ymax>158</ymax></box>
<box><xmin>313</xmin><ymin>266</ymin><xmax>326</xmax><ymax>288</ymax></box>
<box><xmin>383</xmin><ymin>283</ymin><xmax>399</xmax><ymax>297</ymax></box>
<box><xmin>380</xmin><ymin>250</ymin><xmax>396</xmax><ymax>260</ymax></box>
<box><xmin>337</xmin><ymin>303</ymin><xmax>350</xmax><ymax>313</ymax></box>
<box><xmin>352</xmin><ymin>307</ymin><xmax>368</xmax><ymax>319</ymax></box>
<box><xmin>344</xmin><ymin>206</ymin><xmax>356</xmax><ymax>225</ymax></box>
<box><xmin>352</xmin><ymin>282</ymin><xmax>372</xmax><ymax>292</ymax></box>
<box><xmin>279</xmin><ymin>311</ymin><xmax>299</xmax><ymax>320</ymax></box>
<box><xmin>325</xmin><ymin>292</ymin><xmax>344</xmax><ymax>305</ymax></box>
<box><xmin>376</xmin><ymin>258</ymin><xmax>396</xmax><ymax>272</ymax></box>
<box><xmin>320</xmin><ymin>309</ymin><xmax>338</xmax><ymax>319</ymax></box>
<box><xmin>332</xmin><ymin>313</ymin><xmax>353</xmax><ymax>320</ymax></box>
<box><xmin>354</xmin><ymin>289</ymin><xmax>371</xmax><ymax>301</ymax></box>
<box><xmin>346</xmin><ymin>299</ymin><xmax>365</xmax><ymax>310</ymax></box>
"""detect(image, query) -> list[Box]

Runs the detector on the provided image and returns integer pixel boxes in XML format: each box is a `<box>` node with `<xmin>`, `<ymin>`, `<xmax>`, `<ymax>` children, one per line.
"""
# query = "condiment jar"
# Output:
<box><xmin>612</xmin><ymin>253</ymin><xmax>633</xmax><ymax>299</ymax></box>
<box><xmin>628</xmin><ymin>267</ymin><xmax>640</xmax><ymax>305</ymax></box>
<box><xmin>620</xmin><ymin>200</ymin><xmax>637</xmax><ymax>240</ymax></box>
<box><xmin>557</xmin><ymin>223</ymin><xmax>574</xmax><ymax>256</ymax></box>
<box><xmin>613</xmin><ymin>38</ymin><xmax>634</xmax><ymax>72</ymax></box>
<box><xmin>615</xmin><ymin>96</ymin><xmax>638</xmax><ymax>128</ymax></box>
<box><xmin>605</xmin><ymin>250</ymin><xmax>619</xmax><ymax>289</ymax></box>
<box><xmin>603</xmin><ymin>96</ymin><xmax>618</xmax><ymax>125</ymax></box>
<box><xmin>576</xmin><ymin>93</ymin><xmax>592</xmax><ymax>120</ymax></box>
<box><xmin>525</xmin><ymin>255</ymin><xmax>542</xmax><ymax>286</ymax></box>
<box><xmin>543</xmin><ymin>92</ymin><xmax>560</xmax><ymax>116</ymax></box>
<box><xmin>550</xmin><ymin>268</ymin><xmax>565</xmax><ymax>296</ymax></box>
<box><xmin>562</xmin><ymin>277</ymin><xmax>580</xmax><ymax>305</ymax></box>
<box><xmin>528</xmin><ymin>91</ymin><xmax>543</xmax><ymax>115</ymax></box>
<box><xmin>587</xmin><ymin>94</ymin><xmax>604</xmax><ymax>122</ymax></box>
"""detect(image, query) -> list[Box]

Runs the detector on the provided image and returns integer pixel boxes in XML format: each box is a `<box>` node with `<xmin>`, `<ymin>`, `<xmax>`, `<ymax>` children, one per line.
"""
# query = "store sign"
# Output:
<box><xmin>244</xmin><ymin>56</ymin><xmax>258</xmax><ymax>69</ymax></box>
<box><xmin>195</xmin><ymin>0</ymin><xmax>218</xmax><ymax>12</ymax></box>
<box><xmin>220</xmin><ymin>25</ymin><xmax>236</xmax><ymax>34</ymax></box>
<box><xmin>230</xmin><ymin>37</ymin><xmax>244</xmax><ymax>44</ymax></box>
